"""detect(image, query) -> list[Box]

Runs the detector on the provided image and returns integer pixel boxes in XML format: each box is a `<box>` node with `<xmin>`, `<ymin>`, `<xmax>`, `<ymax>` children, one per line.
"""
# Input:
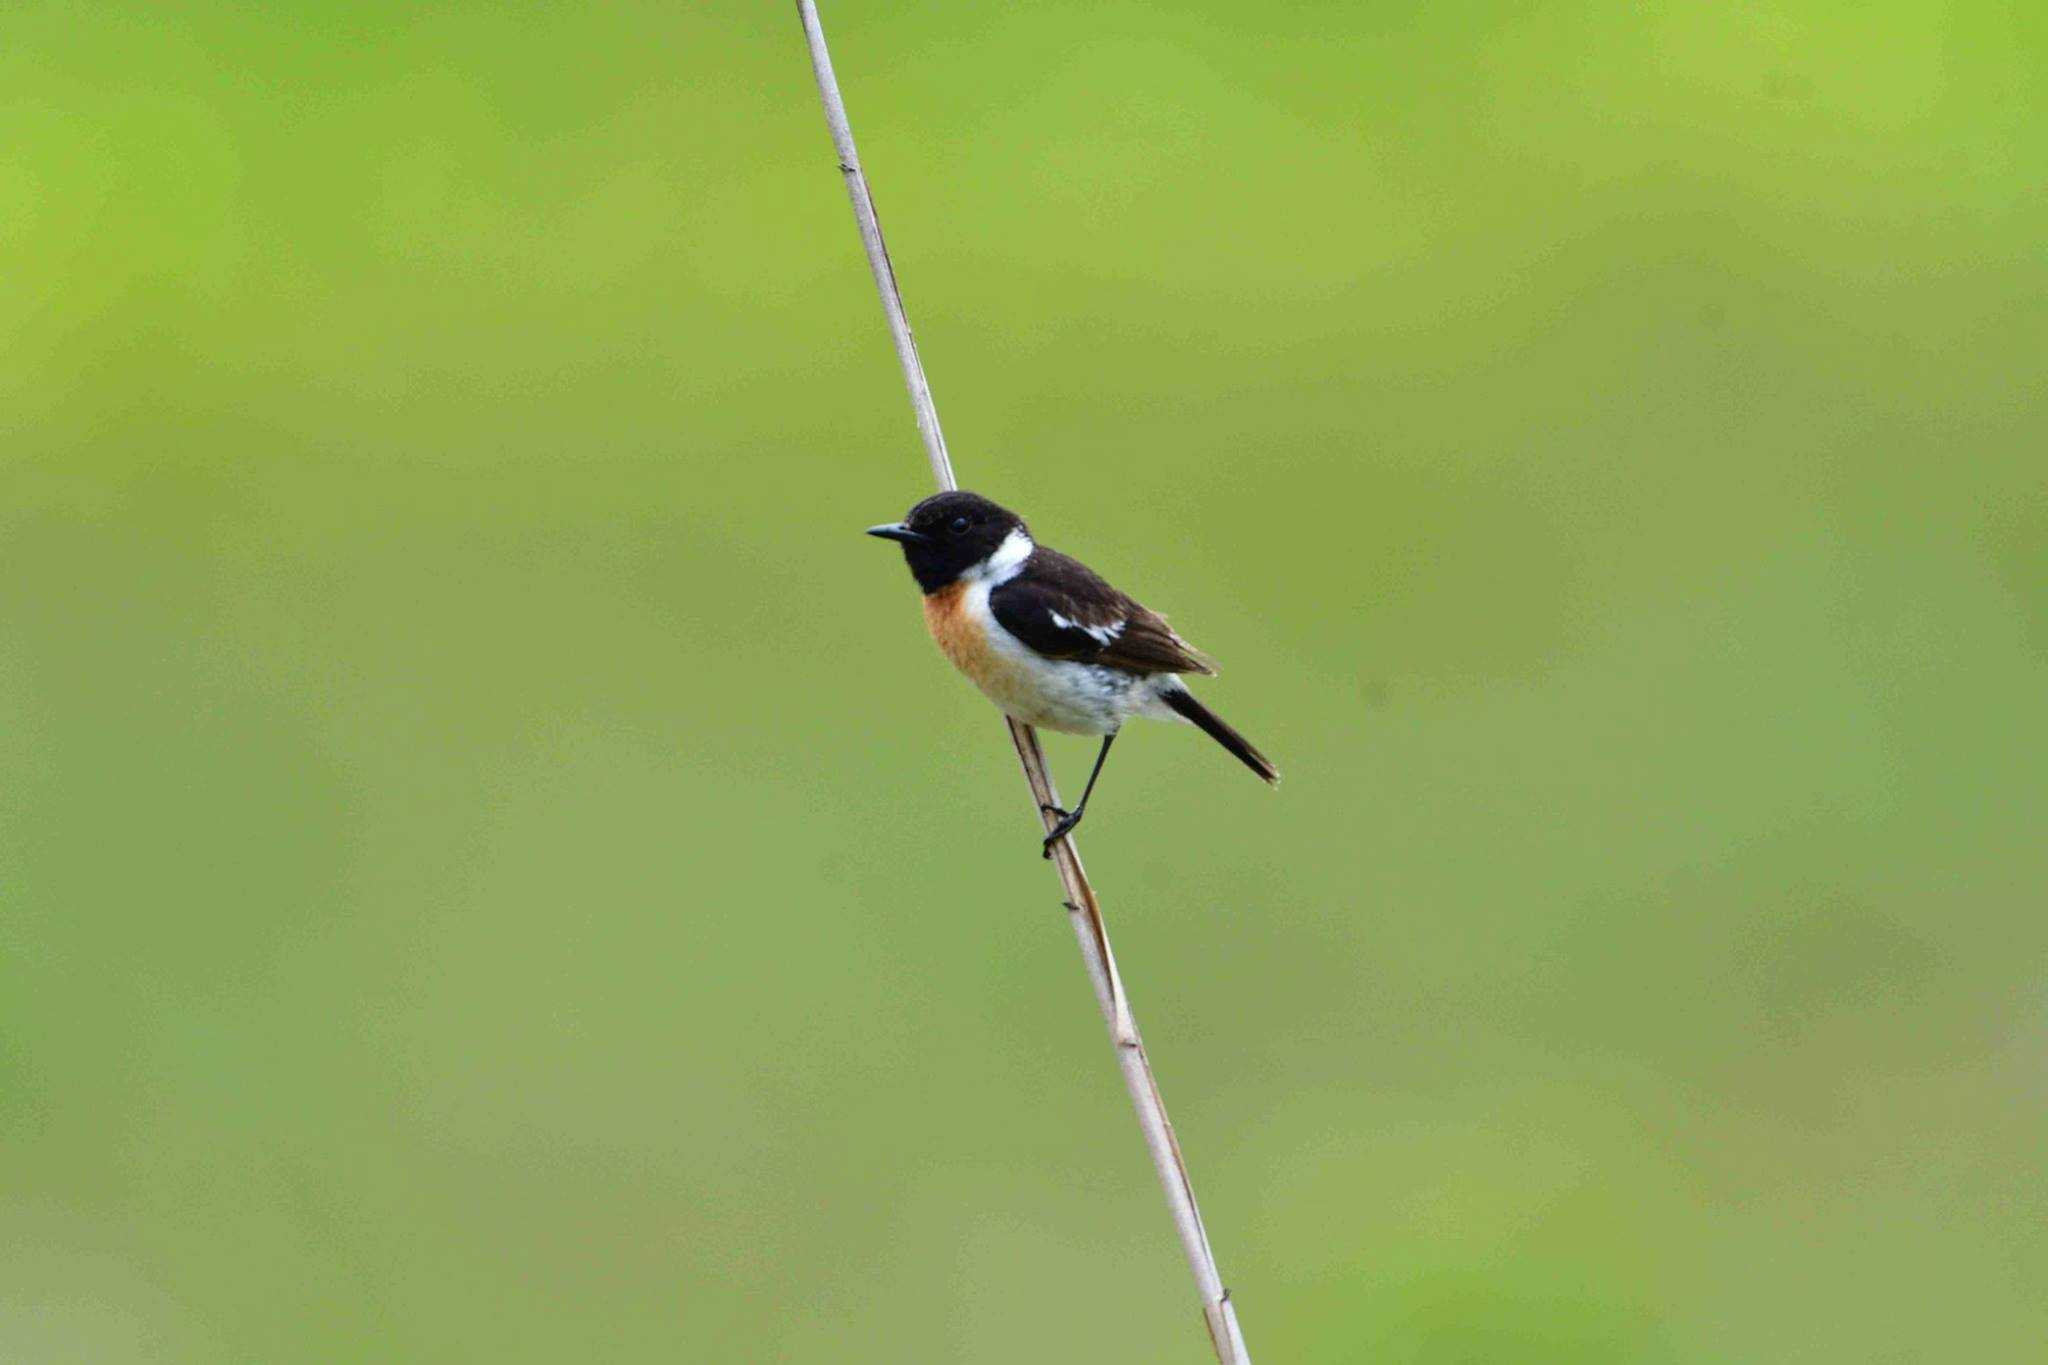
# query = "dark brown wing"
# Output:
<box><xmin>988</xmin><ymin>547</ymin><xmax>1217</xmax><ymax>677</ymax></box>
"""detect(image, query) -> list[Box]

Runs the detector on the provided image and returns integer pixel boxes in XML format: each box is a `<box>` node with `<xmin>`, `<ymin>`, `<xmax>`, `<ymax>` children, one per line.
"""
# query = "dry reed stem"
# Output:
<box><xmin>795</xmin><ymin>4</ymin><xmax>1251</xmax><ymax>1360</ymax></box>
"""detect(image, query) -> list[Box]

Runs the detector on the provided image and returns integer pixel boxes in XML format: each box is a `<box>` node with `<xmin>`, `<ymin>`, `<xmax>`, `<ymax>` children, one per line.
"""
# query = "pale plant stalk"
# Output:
<box><xmin>795</xmin><ymin>4</ymin><xmax>1252</xmax><ymax>1360</ymax></box>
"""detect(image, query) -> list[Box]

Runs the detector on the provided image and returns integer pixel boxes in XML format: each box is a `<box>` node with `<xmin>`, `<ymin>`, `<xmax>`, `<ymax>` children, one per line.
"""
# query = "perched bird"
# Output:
<box><xmin>868</xmin><ymin>490</ymin><xmax>1277</xmax><ymax>856</ymax></box>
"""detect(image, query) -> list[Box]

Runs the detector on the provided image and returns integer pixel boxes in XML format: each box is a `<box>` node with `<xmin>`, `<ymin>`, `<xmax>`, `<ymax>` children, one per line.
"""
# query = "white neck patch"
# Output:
<box><xmin>975</xmin><ymin>528</ymin><xmax>1034</xmax><ymax>586</ymax></box>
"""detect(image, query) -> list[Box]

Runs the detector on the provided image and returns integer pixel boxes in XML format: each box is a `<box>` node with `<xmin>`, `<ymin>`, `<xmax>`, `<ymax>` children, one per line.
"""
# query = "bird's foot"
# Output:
<box><xmin>1040</xmin><ymin>808</ymin><xmax>1084</xmax><ymax>859</ymax></box>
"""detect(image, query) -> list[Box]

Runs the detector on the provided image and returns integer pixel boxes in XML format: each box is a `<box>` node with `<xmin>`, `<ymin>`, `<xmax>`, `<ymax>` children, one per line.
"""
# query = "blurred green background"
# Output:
<box><xmin>4</xmin><ymin>3</ymin><xmax>2044</xmax><ymax>1360</ymax></box>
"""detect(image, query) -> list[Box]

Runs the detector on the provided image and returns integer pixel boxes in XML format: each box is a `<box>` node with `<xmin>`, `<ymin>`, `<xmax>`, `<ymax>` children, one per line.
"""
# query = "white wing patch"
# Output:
<box><xmin>1051</xmin><ymin>610</ymin><xmax>1126</xmax><ymax>647</ymax></box>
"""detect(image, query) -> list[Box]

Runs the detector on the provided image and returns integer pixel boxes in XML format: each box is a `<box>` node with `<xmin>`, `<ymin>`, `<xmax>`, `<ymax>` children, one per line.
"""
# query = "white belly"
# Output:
<box><xmin>984</xmin><ymin>652</ymin><xmax>1145</xmax><ymax>734</ymax></box>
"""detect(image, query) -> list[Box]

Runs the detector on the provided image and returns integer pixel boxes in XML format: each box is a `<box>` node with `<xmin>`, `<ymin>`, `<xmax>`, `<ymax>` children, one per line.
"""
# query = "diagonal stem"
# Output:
<box><xmin>795</xmin><ymin>3</ymin><xmax>1251</xmax><ymax>1360</ymax></box>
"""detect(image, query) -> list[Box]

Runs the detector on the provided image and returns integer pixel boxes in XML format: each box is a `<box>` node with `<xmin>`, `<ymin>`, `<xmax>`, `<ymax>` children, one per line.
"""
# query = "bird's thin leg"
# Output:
<box><xmin>1038</xmin><ymin>733</ymin><xmax>1115</xmax><ymax>824</ymax></box>
<box><xmin>1041</xmin><ymin>731</ymin><xmax>1116</xmax><ymax>858</ymax></box>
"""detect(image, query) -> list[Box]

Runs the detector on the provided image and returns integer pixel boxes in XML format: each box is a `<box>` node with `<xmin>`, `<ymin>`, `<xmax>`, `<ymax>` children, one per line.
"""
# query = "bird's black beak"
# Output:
<box><xmin>866</xmin><ymin>522</ymin><xmax>926</xmax><ymax>544</ymax></box>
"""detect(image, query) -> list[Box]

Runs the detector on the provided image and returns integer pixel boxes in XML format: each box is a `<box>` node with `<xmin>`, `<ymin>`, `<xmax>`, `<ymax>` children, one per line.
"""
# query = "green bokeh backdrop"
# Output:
<box><xmin>4</xmin><ymin>4</ymin><xmax>2044</xmax><ymax>1360</ymax></box>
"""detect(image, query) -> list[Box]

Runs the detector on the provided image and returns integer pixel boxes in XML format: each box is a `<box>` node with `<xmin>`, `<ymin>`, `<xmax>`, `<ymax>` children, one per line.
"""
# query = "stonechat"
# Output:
<box><xmin>869</xmin><ymin>491</ymin><xmax>1276</xmax><ymax>856</ymax></box>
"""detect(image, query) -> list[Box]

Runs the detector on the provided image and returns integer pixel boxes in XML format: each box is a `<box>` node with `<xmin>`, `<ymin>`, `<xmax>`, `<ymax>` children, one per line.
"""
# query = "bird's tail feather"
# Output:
<box><xmin>1161</xmin><ymin>687</ymin><xmax>1279</xmax><ymax>785</ymax></box>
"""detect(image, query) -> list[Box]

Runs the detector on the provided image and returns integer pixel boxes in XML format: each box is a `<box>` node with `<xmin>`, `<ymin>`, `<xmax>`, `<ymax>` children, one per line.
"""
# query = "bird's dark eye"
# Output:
<box><xmin>948</xmin><ymin>515</ymin><xmax>972</xmax><ymax>536</ymax></box>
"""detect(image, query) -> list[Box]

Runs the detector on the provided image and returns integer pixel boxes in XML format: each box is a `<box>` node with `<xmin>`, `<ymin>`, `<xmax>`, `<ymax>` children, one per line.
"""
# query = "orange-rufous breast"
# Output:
<box><xmin>921</xmin><ymin>581</ymin><xmax>1010</xmax><ymax>692</ymax></box>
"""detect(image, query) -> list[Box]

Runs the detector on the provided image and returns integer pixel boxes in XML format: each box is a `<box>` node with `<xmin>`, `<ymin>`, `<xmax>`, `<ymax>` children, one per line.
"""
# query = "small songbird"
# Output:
<box><xmin>868</xmin><ymin>490</ymin><xmax>1277</xmax><ymax>856</ymax></box>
